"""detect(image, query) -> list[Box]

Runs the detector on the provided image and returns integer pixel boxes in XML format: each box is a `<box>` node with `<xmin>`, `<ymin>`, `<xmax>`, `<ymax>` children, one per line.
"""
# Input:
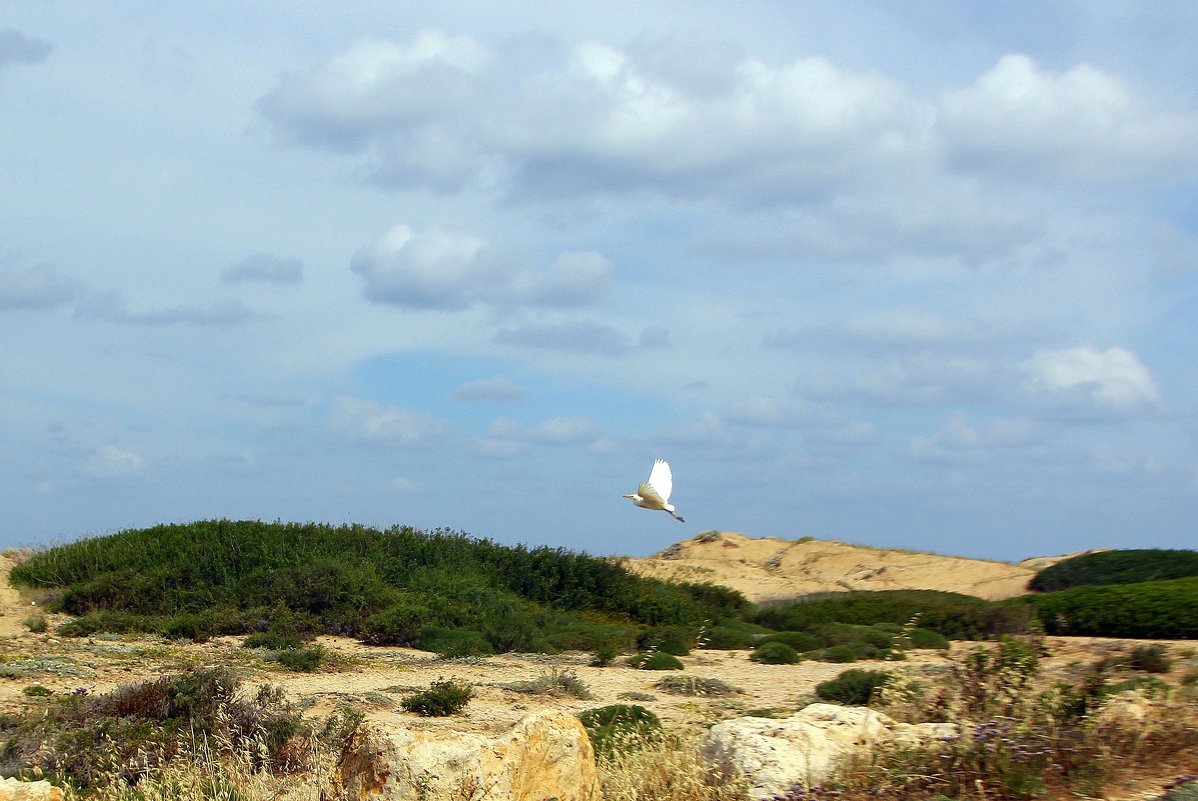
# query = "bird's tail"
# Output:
<box><xmin>670</xmin><ymin>511</ymin><xmax>685</xmax><ymax>523</ymax></box>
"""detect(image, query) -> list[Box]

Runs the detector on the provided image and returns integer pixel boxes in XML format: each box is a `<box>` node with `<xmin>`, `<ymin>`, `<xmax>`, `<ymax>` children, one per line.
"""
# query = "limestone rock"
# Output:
<box><xmin>331</xmin><ymin>708</ymin><xmax>600</xmax><ymax>801</ymax></box>
<box><xmin>700</xmin><ymin>703</ymin><xmax>959</xmax><ymax>799</ymax></box>
<box><xmin>0</xmin><ymin>778</ymin><xmax>65</xmax><ymax>801</ymax></box>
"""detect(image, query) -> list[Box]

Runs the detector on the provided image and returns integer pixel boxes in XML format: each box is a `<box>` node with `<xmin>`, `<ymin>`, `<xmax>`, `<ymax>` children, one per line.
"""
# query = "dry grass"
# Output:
<box><xmin>597</xmin><ymin>730</ymin><xmax>748</xmax><ymax>801</ymax></box>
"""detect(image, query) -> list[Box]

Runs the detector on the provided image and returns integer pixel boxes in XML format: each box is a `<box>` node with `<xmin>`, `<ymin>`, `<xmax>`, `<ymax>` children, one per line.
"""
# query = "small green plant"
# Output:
<box><xmin>500</xmin><ymin>668</ymin><xmax>592</xmax><ymax>699</ymax></box>
<box><xmin>1128</xmin><ymin>643</ymin><xmax>1172</xmax><ymax>673</ymax></box>
<box><xmin>244</xmin><ymin>630</ymin><xmax>304</xmax><ymax>650</ymax></box>
<box><xmin>591</xmin><ymin>642</ymin><xmax>620</xmax><ymax>667</ymax></box>
<box><xmin>809</xmin><ymin>644</ymin><xmax>858</xmax><ymax>663</ymax></box>
<box><xmin>402</xmin><ymin>677</ymin><xmax>473</xmax><ymax>716</ymax></box>
<box><xmin>750</xmin><ymin>641</ymin><xmax>801</xmax><ymax>665</ymax></box>
<box><xmin>576</xmin><ymin>704</ymin><xmax>662</xmax><ymax>757</ymax></box>
<box><xmin>654</xmin><ymin>675</ymin><xmax>740</xmax><ymax>697</ymax></box>
<box><xmin>22</xmin><ymin>615</ymin><xmax>48</xmax><ymax>633</ymax></box>
<box><xmin>626</xmin><ymin>651</ymin><xmax>684</xmax><ymax>670</ymax></box>
<box><xmin>756</xmin><ymin>631</ymin><xmax>821</xmax><ymax>652</ymax></box>
<box><xmin>22</xmin><ymin>684</ymin><xmax>53</xmax><ymax>697</ymax></box>
<box><xmin>268</xmin><ymin>645</ymin><xmax>325</xmax><ymax>672</ymax></box>
<box><xmin>815</xmin><ymin>668</ymin><xmax>891</xmax><ymax>705</ymax></box>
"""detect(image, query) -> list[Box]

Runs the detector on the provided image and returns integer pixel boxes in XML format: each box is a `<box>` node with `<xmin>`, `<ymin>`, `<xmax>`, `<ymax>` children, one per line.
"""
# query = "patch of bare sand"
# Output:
<box><xmin>622</xmin><ymin>531</ymin><xmax>1045</xmax><ymax>602</ymax></box>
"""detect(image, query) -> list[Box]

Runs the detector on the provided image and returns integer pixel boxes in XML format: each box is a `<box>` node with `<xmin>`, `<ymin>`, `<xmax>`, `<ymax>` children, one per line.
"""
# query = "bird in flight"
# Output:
<box><xmin>624</xmin><ymin>459</ymin><xmax>685</xmax><ymax>522</ymax></box>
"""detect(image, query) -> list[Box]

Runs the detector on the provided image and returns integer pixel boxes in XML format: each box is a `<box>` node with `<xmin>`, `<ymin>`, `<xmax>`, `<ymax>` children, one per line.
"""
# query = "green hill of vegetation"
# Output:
<box><xmin>9</xmin><ymin>519</ymin><xmax>746</xmax><ymax>654</ymax></box>
<box><xmin>1029</xmin><ymin>548</ymin><xmax>1198</xmax><ymax>592</ymax></box>
<box><xmin>11</xmin><ymin>520</ymin><xmax>1197</xmax><ymax>652</ymax></box>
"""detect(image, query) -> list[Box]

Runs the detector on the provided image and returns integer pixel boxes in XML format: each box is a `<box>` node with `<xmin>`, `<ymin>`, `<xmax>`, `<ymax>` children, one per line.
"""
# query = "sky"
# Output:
<box><xmin>2</xmin><ymin>2</ymin><xmax>1197</xmax><ymax>562</ymax></box>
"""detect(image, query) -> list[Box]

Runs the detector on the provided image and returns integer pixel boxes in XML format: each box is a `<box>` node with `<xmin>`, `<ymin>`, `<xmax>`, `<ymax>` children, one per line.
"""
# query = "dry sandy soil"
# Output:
<box><xmin>0</xmin><ymin>541</ymin><xmax>1193</xmax><ymax>799</ymax></box>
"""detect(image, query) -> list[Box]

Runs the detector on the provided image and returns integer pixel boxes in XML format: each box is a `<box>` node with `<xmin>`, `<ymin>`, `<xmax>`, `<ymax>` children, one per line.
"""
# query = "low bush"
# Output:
<box><xmin>590</xmin><ymin>642</ymin><xmax>621</xmax><ymax>666</ymax></box>
<box><xmin>700</xmin><ymin>624</ymin><xmax>757</xmax><ymax>649</ymax></box>
<box><xmin>244</xmin><ymin>630</ymin><xmax>304</xmax><ymax>650</ymax></box>
<box><xmin>577</xmin><ymin>704</ymin><xmax>662</xmax><ymax>757</ymax></box>
<box><xmin>499</xmin><ymin>668</ymin><xmax>592</xmax><ymax>699</ymax></box>
<box><xmin>626</xmin><ymin>651</ymin><xmax>684</xmax><ymax>670</ymax></box>
<box><xmin>636</xmin><ymin>626</ymin><xmax>692</xmax><ymax>656</ymax></box>
<box><xmin>267</xmin><ymin>646</ymin><xmax>325</xmax><ymax>672</ymax></box>
<box><xmin>1129</xmin><ymin>644</ymin><xmax>1172</xmax><ymax>674</ymax></box>
<box><xmin>749</xmin><ymin>641</ymin><xmax>800</xmax><ymax>665</ymax></box>
<box><xmin>414</xmin><ymin>626</ymin><xmax>495</xmax><ymax>658</ymax></box>
<box><xmin>22</xmin><ymin>615</ymin><xmax>47</xmax><ymax>633</ymax></box>
<box><xmin>815</xmin><ymin>668</ymin><xmax>891</xmax><ymax>705</ymax></box>
<box><xmin>808</xmin><ymin>644</ymin><xmax>858</xmax><ymax>663</ymax></box>
<box><xmin>57</xmin><ymin>610</ymin><xmax>149</xmax><ymax>637</ymax></box>
<box><xmin>654</xmin><ymin>676</ymin><xmax>740</xmax><ymax>697</ymax></box>
<box><xmin>1028</xmin><ymin>577</ymin><xmax>1198</xmax><ymax>638</ymax></box>
<box><xmin>401</xmin><ymin>677</ymin><xmax>473</xmax><ymax>716</ymax></box>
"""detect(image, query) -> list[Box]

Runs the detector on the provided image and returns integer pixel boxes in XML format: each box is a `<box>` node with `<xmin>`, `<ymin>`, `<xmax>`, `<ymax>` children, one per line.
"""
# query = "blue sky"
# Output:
<box><xmin>3</xmin><ymin>1</ymin><xmax>1196</xmax><ymax>561</ymax></box>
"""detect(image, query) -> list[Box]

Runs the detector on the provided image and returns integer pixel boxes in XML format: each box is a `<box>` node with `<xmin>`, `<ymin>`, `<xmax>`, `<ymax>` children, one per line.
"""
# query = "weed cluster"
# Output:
<box><xmin>499</xmin><ymin>668</ymin><xmax>593</xmax><ymax>699</ymax></box>
<box><xmin>400</xmin><ymin>677</ymin><xmax>474</xmax><ymax>716</ymax></box>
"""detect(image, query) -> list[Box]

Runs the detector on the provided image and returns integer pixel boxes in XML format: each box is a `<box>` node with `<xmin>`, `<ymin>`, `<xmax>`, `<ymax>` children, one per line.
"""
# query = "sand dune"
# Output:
<box><xmin>621</xmin><ymin>531</ymin><xmax>1066</xmax><ymax>602</ymax></box>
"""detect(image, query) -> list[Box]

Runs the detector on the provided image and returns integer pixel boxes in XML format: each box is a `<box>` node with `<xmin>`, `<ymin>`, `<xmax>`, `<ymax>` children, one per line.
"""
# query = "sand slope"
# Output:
<box><xmin>622</xmin><ymin>531</ymin><xmax>1044</xmax><ymax>602</ymax></box>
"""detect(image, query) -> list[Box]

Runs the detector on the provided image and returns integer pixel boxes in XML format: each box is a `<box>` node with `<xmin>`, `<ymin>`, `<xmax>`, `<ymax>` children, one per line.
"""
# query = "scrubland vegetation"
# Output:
<box><xmin>4</xmin><ymin>521</ymin><xmax>1198</xmax><ymax>799</ymax></box>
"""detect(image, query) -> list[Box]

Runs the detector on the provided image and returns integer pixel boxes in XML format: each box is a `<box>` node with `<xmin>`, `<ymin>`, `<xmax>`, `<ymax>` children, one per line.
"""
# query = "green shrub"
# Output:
<box><xmin>244</xmin><ymin>630</ymin><xmax>304</xmax><ymax>650</ymax></box>
<box><xmin>22</xmin><ymin>615</ymin><xmax>47</xmax><ymax>633</ymax></box>
<box><xmin>1128</xmin><ymin>644</ymin><xmax>1172</xmax><ymax>673</ymax></box>
<box><xmin>590</xmin><ymin>642</ymin><xmax>620</xmax><ymax>667</ymax></box>
<box><xmin>1028</xmin><ymin>577</ymin><xmax>1198</xmax><ymax>638</ymax></box>
<box><xmin>701</xmin><ymin>625</ymin><xmax>757</xmax><ymax>650</ymax></box>
<box><xmin>1030</xmin><ymin>549</ymin><xmax>1198</xmax><ymax>592</ymax></box>
<box><xmin>499</xmin><ymin>668</ymin><xmax>592</xmax><ymax>699</ymax></box>
<box><xmin>268</xmin><ymin>646</ymin><xmax>325</xmax><ymax>672</ymax></box>
<box><xmin>757</xmin><ymin>631</ymin><xmax>822</xmax><ymax>652</ymax></box>
<box><xmin>908</xmin><ymin>627</ymin><xmax>950</xmax><ymax>649</ymax></box>
<box><xmin>159</xmin><ymin>611</ymin><xmax>216</xmax><ymax>642</ymax></box>
<box><xmin>808</xmin><ymin>644</ymin><xmax>858</xmax><ymax>663</ymax></box>
<box><xmin>401</xmin><ymin>677</ymin><xmax>473</xmax><ymax>716</ymax></box>
<box><xmin>57</xmin><ymin>610</ymin><xmax>150</xmax><ymax>637</ymax></box>
<box><xmin>750</xmin><ymin>641</ymin><xmax>801</xmax><ymax>664</ymax></box>
<box><xmin>654</xmin><ymin>676</ymin><xmax>740</xmax><ymax>697</ymax></box>
<box><xmin>576</xmin><ymin>704</ymin><xmax>662</xmax><ymax>756</ymax></box>
<box><xmin>636</xmin><ymin>626</ymin><xmax>692</xmax><ymax>656</ymax></box>
<box><xmin>751</xmin><ymin>589</ymin><xmax>991</xmax><ymax>640</ymax></box>
<box><xmin>815</xmin><ymin>668</ymin><xmax>891</xmax><ymax>705</ymax></box>
<box><xmin>22</xmin><ymin>684</ymin><xmax>53</xmax><ymax>697</ymax></box>
<box><xmin>415</xmin><ymin>626</ymin><xmax>495</xmax><ymax>658</ymax></box>
<box><xmin>626</xmin><ymin>651</ymin><xmax>684</xmax><ymax>670</ymax></box>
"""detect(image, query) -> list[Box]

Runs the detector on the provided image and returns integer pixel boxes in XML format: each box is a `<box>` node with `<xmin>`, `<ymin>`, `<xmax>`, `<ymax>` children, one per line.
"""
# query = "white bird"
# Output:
<box><xmin>624</xmin><ymin>459</ymin><xmax>685</xmax><ymax>522</ymax></box>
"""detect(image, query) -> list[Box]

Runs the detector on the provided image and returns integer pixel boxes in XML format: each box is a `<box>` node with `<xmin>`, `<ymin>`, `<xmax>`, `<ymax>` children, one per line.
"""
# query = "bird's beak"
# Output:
<box><xmin>622</xmin><ymin>494</ymin><xmax>635</xmax><ymax>498</ymax></box>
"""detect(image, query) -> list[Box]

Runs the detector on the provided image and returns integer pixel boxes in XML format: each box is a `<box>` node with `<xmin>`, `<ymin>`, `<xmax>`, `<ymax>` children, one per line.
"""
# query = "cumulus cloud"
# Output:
<box><xmin>940</xmin><ymin>54</ymin><xmax>1198</xmax><ymax>181</ymax></box>
<box><xmin>493</xmin><ymin>319</ymin><xmax>630</xmax><ymax>356</ymax></box>
<box><xmin>221</xmin><ymin>252</ymin><xmax>303</xmax><ymax>284</ymax></box>
<box><xmin>260</xmin><ymin>31</ymin><xmax>932</xmax><ymax>203</ymax></box>
<box><xmin>351</xmin><ymin>224</ymin><xmax>611</xmax><ymax>311</ymax></box>
<box><xmin>0</xmin><ymin>29</ymin><xmax>53</xmax><ymax>71</ymax></box>
<box><xmin>324</xmin><ymin>395</ymin><xmax>446</xmax><ymax>448</ymax></box>
<box><xmin>1020</xmin><ymin>345</ymin><xmax>1160</xmax><ymax>417</ymax></box>
<box><xmin>450</xmin><ymin>375</ymin><xmax>524</xmax><ymax>401</ymax></box>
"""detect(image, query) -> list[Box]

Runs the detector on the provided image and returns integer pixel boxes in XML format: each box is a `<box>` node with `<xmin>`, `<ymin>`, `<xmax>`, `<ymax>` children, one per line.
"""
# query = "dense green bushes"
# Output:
<box><xmin>1027</xmin><ymin>576</ymin><xmax>1198</xmax><ymax>638</ymax></box>
<box><xmin>751</xmin><ymin>590</ymin><xmax>995</xmax><ymax>640</ymax></box>
<box><xmin>815</xmin><ymin>668</ymin><xmax>891</xmax><ymax>705</ymax></box>
<box><xmin>9</xmin><ymin>519</ymin><xmax>743</xmax><ymax>653</ymax></box>
<box><xmin>1029</xmin><ymin>549</ymin><xmax>1198</xmax><ymax>592</ymax></box>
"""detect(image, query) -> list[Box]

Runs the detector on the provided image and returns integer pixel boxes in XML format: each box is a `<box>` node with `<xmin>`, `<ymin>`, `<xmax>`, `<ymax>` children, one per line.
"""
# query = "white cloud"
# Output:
<box><xmin>221</xmin><ymin>252</ymin><xmax>303</xmax><ymax>284</ymax></box>
<box><xmin>389</xmin><ymin>476</ymin><xmax>419</xmax><ymax>493</ymax></box>
<box><xmin>770</xmin><ymin>309</ymin><xmax>1013</xmax><ymax>354</ymax></box>
<box><xmin>801</xmin><ymin>355</ymin><xmax>1007</xmax><ymax>408</ymax></box>
<box><xmin>1021</xmin><ymin>346</ymin><xmax>1160</xmax><ymax>417</ymax></box>
<box><xmin>940</xmin><ymin>54</ymin><xmax>1198</xmax><ymax>181</ymax></box>
<box><xmin>450</xmin><ymin>375</ymin><xmax>524</xmax><ymax>401</ymax></box>
<box><xmin>351</xmin><ymin>225</ymin><xmax>612</xmax><ymax>311</ymax></box>
<box><xmin>722</xmin><ymin>396</ymin><xmax>843</xmax><ymax>428</ymax></box>
<box><xmin>83</xmin><ymin>444</ymin><xmax>145</xmax><ymax>478</ymax></box>
<box><xmin>324</xmin><ymin>395</ymin><xmax>446</xmax><ymax>448</ymax></box>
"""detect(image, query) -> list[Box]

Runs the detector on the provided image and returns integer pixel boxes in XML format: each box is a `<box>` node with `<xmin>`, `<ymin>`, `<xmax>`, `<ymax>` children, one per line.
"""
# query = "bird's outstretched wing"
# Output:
<box><xmin>646</xmin><ymin>459</ymin><xmax>673</xmax><ymax>503</ymax></box>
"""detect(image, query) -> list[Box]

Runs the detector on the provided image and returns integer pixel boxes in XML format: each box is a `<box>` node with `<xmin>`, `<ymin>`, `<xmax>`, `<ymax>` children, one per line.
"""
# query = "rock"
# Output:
<box><xmin>330</xmin><ymin>708</ymin><xmax>600</xmax><ymax>801</ymax></box>
<box><xmin>0</xmin><ymin>778</ymin><xmax>65</xmax><ymax>801</ymax></box>
<box><xmin>700</xmin><ymin>703</ymin><xmax>959</xmax><ymax>799</ymax></box>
